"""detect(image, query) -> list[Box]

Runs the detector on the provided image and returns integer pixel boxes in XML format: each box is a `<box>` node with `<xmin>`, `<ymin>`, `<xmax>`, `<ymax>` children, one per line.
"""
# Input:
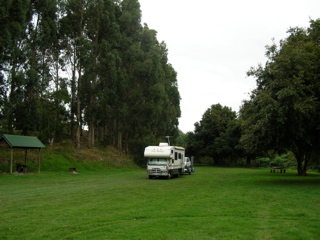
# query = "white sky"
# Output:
<box><xmin>138</xmin><ymin>0</ymin><xmax>320</xmax><ymax>133</ymax></box>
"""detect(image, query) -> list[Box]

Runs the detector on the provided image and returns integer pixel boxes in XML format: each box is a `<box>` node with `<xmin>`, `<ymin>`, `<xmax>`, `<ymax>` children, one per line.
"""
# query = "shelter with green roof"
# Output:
<box><xmin>0</xmin><ymin>134</ymin><xmax>46</xmax><ymax>174</ymax></box>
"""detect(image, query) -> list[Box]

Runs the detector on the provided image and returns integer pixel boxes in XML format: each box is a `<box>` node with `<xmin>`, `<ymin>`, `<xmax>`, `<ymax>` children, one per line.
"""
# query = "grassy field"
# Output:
<box><xmin>1</xmin><ymin>167</ymin><xmax>319</xmax><ymax>240</ymax></box>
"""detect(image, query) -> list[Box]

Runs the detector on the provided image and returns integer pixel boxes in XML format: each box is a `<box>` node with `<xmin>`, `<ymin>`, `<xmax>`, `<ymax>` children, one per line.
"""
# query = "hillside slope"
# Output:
<box><xmin>0</xmin><ymin>141</ymin><xmax>139</xmax><ymax>173</ymax></box>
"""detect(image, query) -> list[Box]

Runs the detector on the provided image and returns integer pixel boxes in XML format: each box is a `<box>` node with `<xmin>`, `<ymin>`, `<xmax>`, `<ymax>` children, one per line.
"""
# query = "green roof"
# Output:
<box><xmin>0</xmin><ymin>134</ymin><xmax>46</xmax><ymax>149</ymax></box>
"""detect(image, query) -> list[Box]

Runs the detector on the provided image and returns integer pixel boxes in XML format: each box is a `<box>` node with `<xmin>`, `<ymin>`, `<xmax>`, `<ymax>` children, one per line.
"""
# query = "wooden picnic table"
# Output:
<box><xmin>271</xmin><ymin>166</ymin><xmax>286</xmax><ymax>173</ymax></box>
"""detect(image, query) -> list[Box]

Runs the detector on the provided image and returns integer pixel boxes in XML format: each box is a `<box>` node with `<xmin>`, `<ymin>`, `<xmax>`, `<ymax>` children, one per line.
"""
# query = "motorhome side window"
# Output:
<box><xmin>175</xmin><ymin>152</ymin><xmax>178</xmax><ymax>160</ymax></box>
<box><xmin>179</xmin><ymin>153</ymin><xmax>182</xmax><ymax>159</ymax></box>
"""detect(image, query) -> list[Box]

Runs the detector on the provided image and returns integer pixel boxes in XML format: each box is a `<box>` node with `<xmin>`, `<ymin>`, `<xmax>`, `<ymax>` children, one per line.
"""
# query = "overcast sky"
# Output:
<box><xmin>138</xmin><ymin>0</ymin><xmax>320</xmax><ymax>133</ymax></box>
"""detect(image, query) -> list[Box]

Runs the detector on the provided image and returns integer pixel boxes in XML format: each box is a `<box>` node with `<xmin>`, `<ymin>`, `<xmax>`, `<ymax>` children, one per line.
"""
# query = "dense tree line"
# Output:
<box><xmin>0</xmin><ymin>0</ymin><xmax>181</xmax><ymax>161</ymax></box>
<box><xmin>186</xmin><ymin>104</ymin><xmax>243</xmax><ymax>166</ymax></box>
<box><xmin>186</xmin><ymin>19</ymin><xmax>320</xmax><ymax>175</ymax></box>
<box><xmin>240</xmin><ymin>19</ymin><xmax>320</xmax><ymax>176</ymax></box>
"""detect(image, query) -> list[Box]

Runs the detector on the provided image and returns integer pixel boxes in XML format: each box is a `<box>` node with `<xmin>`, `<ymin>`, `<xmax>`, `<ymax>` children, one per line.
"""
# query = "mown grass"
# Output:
<box><xmin>1</xmin><ymin>167</ymin><xmax>319</xmax><ymax>240</ymax></box>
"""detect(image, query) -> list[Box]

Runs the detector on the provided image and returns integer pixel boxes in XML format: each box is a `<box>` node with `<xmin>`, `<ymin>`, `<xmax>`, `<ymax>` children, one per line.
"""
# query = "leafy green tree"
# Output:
<box><xmin>20</xmin><ymin>0</ymin><xmax>60</xmax><ymax>135</ymax></box>
<box><xmin>81</xmin><ymin>0</ymin><xmax>120</xmax><ymax>148</ymax></box>
<box><xmin>0</xmin><ymin>0</ymin><xmax>182</xmax><ymax>162</ymax></box>
<box><xmin>126</xmin><ymin>29</ymin><xmax>181</xmax><ymax>160</ymax></box>
<box><xmin>0</xmin><ymin>0</ymin><xmax>61</xmax><ymax>135</ymax></box>
<box><xmin>39</xmin><ymin>87</ymin><xmax>70</xmax><ymax>146</ymax></box>
<box><xmin>175</xmin><ymin>130</ymin><xmax>188</xmax><ymax>148</ymax></box>
<box><xmin>216</xmin><ymin>119</ymin><xmax>244</xmax><ymax>166</ymax></box>
<box><xmin>60</xmin><ymin>0</ymin><xmax>91</xmax><ymax>149</ymax></box>
<box><xmin>111</xmin><ymin>0</ymin><xmax>142</xmax><ymax>151</ymax></box>
<box><xmin>0</xmin><ymin>0</ymin><xmax>32</xmax><ymax>133</ymax></box>
<box><xmin>240</xmin><ymin>19</ymin><xmax>320</xmax><ymax>175</ymax></box>
<box><xmin>188</xmin><ymin>104</ymin><xmax>238</xmax><ymax>165</ymax></box>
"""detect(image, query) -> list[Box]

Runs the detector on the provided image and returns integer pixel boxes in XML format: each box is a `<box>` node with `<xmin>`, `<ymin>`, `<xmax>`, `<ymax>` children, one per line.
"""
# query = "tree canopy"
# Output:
<box><xmin>2</xmin><ymin>1</ymin><xmax>319</xmax><ymax>173</ymax></box>
<box><xmin>0</xmin><ymin>0</ymin><xmax>181</xmax><ymax>164</ymax></box>
<box><xmin>239</xmin><ymin>19</ymin><xmax>320</xmax><ymax>175</ymax></box>
<box><xmin>186</xmin><ymin>104</ymin><xmax>241</xmax><ymax>166</ymax></box>
<box><xmin>185</xmin><ymin>20</ymin><xmax>320</xmax><ymax>175</ymax></box>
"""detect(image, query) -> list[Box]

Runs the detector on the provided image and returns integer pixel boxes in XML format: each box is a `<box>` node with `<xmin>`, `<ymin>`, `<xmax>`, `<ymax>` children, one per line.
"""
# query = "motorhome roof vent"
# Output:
<box><xmin>159</xmin><ymin>142</ymin><xmax>169</xmax><ymax>147</ymax></box>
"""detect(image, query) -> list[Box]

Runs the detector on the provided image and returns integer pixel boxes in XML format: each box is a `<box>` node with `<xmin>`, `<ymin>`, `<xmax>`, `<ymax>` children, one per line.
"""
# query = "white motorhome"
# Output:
<box><xmin>144</xmin><ymin>143</ymin><xmax>185</xmax><ymax>179</ymax></box>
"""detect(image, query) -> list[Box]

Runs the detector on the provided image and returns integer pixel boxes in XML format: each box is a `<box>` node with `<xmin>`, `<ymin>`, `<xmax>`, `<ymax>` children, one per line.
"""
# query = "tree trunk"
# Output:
<box><xmin>70</xmin><ymin>63</ymin><xmax>76</xmax><ymax>140</ymax></box>
<box><xmin>295</xmin><ymin>151</ymin><xmax>309</xmax><ymax>176</ymax></box>
<box><xmin>297</xmin><ymin>158</ymin><xmax>304</xmax><ymax>175</ymax></box>
<box><xmin>302</xmin><ymin>151</ymin><xmax>310</xmax><ymax>176</ymax></box>
<box><xmin>8</xmin><ymin>66</ymin><xmax>17</xmax><ymax>134</ymax></box>
<box><xmin>76</xmin><ymin>67</ymin><xmax>82</xmax><ymax>151</ymax></box>
<box><xmin>117</xmin><ymin>131</ymin><xmax>122</xmax><ymax>150</ymax></box>
<box><xmin>125</xmin><ymin>132</ymin><xmax>129</xmax><ymax>153</ymax></box>
<box><xmin>87</xmin><ymin>73</ymin><xmax>97</xmax><ymax>148</ymax></box>
<box><xmin>88</xmin><ymin>119</ymin><xmax>94</xmax><ymax>149</ymax></box>
<box><xmin>246</xmin><ymin>156</ymin><xmax>251</xmax><ymax>167</ymax></box>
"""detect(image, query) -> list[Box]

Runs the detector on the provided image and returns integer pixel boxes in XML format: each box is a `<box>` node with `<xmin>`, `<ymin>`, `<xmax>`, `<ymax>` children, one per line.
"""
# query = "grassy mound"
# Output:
<box><xmin>0</xmin><ymin>141</ymin><xmax>139</xmax><ymax>173</ymax></box>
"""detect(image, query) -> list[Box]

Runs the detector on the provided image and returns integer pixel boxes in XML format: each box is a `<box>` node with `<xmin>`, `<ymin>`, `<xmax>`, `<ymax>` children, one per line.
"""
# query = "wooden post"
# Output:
<box><xmin>25</xmin><ymin>149</ymin><xmax>27</xmax><ymax>165</ymax></box>
<box><xmin>10</xmin><ymin>148</ymin><xmax>13</xmax><ymax>174</ymax></box>
<box><xmin>38</xmin><ymin>149</ymin><xmax>41</xmax><ymax>174</ymax></box>
<box><xmin>25</xmin><ymin>148</ymin><xmax>28</xmax><ymax>173</ymax></box>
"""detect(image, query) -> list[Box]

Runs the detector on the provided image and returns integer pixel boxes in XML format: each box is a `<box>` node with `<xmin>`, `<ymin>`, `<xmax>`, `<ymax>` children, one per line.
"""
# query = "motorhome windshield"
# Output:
<box><xmin>147</xmin><ymin>158</ymin><xmax>168</xmax><ymax>165</ymax></box>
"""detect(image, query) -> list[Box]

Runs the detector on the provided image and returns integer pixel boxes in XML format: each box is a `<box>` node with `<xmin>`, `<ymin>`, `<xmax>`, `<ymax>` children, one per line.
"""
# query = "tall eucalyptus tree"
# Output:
<box><xmin>60</xmin><ymin>0</ymin><xmax>90</xmax><ymax>149</ymax></box>
<box><xmin>82</xmin><ymin>0</ymin><xmax>120</xmax><ymax>148</ymax></box>
<box><xmin>0</xmin><ymin>0</ymin><xmax>32</xmax><ymax>133</ymax></box>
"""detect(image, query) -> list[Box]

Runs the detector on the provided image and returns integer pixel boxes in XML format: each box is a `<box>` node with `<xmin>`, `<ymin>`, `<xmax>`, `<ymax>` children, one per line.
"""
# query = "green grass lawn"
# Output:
<box><xmin>1</xmin><ymin>167</ymin><xmax>319</xmax><ymax>240</ymax></box>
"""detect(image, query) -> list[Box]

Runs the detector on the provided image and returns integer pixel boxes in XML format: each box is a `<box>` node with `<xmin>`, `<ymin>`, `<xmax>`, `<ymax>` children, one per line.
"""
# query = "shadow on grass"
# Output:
<box><xmin>147</xmin><ymin>175</ymin><xmax>190</xmax><ymax>180</ymax></box>
<box><xmin>258</xmin><ymin>171</ymin><xmax>320</xmax><ymax>186</ymax></box>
